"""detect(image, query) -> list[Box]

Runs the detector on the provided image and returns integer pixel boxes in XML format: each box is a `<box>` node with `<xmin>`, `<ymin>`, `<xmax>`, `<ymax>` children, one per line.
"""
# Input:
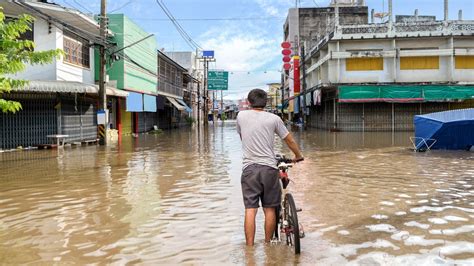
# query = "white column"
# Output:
<box><xmin>449</xmin><ymin>36</ymin><xmax>454</xmax><ymax>82</ymax></box>
<box><xmin>444</xmin><ymin>0</ymin><xmax>449</xmax><ymax>21</ymax></box>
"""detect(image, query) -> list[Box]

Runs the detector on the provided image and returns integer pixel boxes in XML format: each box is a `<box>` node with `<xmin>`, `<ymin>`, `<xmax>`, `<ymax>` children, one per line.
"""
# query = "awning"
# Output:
<box><xmin>127</xmin><ymin>92</ymin><xmax>143</xmax><ymax>112</ymax></box>
<box><xmin>106</xmin><ymin>87</ymin><xmax>128</xmax><ymax>98</ymax></box>
<box><xmin>17</xmin><ymin>80</ymin><xmax>128</xmax><ymax>97</ymax></box>
<box><xmin>339</xmin><ymin>85</ymin><xmax>474</xmax><ymax>103</ymax></box>
<box><xmin>166</xmin><ymin>97</ymin><xmax>185</xmax><ymax>111</ymax></box>
<box><xmin>143</xmin><ymin>94</ymin><xmax>157</xmax><ymax>112</ymax></box>
<box><xmin>176</xmin><ymin>99</ymin><xmax>192</xmax><ymax>113</ymax></box>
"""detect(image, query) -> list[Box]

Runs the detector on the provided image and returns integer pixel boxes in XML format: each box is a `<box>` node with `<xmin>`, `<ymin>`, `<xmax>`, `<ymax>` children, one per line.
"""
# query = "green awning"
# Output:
<box><xmin>339</xmin><ymin>85</ymin><xmax>474</xmax><ymax>103</ymax></box>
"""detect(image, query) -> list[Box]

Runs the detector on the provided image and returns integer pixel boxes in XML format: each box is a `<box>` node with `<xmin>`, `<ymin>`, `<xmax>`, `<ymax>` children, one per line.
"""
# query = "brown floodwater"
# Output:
<box><xmin>0</xmin><ymin>122</ymin><xmax>473</xmax><ymax>264</ymax></box>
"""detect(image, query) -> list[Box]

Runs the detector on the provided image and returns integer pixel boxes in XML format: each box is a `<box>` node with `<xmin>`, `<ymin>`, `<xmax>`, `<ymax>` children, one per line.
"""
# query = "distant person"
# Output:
<box><xmin>236</xmin><ymin>89</ymin><xmax>304</xmax><ymax>246</ymax></box>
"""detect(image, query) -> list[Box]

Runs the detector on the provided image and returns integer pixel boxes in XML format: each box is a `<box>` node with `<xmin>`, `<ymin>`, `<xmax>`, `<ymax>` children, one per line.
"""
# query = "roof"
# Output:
<box><xmin>1</xmin><ymin>1</ymin><xmax>103</xmax><ymax>44</ymax></box>
<box><xmin>16</xmin><ymin>80</ymin><xmax>128</xmax><ymax>97</ymax></box>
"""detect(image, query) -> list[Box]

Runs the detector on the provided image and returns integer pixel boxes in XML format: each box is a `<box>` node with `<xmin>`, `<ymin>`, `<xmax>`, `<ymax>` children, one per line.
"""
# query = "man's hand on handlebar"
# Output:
<box><xmin>292</xmin><ymin>157</ymin><xmax>304</xmax><ymax>163</ymax></box>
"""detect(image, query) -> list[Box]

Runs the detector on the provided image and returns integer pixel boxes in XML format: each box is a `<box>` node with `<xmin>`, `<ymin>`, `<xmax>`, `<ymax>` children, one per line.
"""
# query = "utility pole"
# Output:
<box><xmin>301</xmin><ymin>45</ymin><xmax>307</xmax><ymax>129</ymax></box>
<box><xmin>197</xmin><ymin>81</ymin><xmax>201</xmax><ymax>125</ymax></box>
<box><xmin>98</xmin><ymin>0</ymin><xmax>108</xmax><ymax>145</ymax></box>
<box><xmin>204</xmin><ymin>60</ymin><xmax>209</xmax><ymax>125</ymax></box>
<box><xmin>199</xmin><ymin>57</ymin><xmax>215</xmax><ymax>125</ymax></box>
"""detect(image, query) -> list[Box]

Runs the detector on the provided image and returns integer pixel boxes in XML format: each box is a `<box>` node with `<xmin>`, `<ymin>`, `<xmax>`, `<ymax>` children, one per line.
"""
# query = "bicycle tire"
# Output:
<box><xmin>285</xmin><ymin>193</ymin><xmax>301</xmax><ymax>254</ymax></box>
<box><xmin>274</xmin><ymin>205</ymin><xmax>281</xmax><ymax>239</ymax></box>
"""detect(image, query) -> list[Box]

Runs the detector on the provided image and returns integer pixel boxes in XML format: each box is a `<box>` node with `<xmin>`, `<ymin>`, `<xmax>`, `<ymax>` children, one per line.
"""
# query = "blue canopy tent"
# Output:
<box><xmin>413</xmin><ymin>108</ymin><xmax>474</xmax><ymax>151</ymax></box>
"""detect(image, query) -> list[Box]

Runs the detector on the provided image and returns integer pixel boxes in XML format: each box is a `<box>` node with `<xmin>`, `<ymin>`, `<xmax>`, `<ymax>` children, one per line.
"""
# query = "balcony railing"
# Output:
<box><xmin>157</xmin><ymin>81</ymin><xmax>183</xmax><ymax>97</ymax></box>
<box><xmin>306</xmin><ymin>21</ymin><xmax>474</xmax><ymax>57</ymax></box>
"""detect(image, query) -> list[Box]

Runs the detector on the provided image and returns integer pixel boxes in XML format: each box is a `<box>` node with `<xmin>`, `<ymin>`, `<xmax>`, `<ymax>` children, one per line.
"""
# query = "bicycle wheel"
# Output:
<box><xmin>274</xmin><ymin>205</ymin><xmax>281</xmax><ymax>239</ymax></box>
<box><xmin>284</xmin><ymin>193</ymin><xmax>301</xmax><ymax>254</ymax></box>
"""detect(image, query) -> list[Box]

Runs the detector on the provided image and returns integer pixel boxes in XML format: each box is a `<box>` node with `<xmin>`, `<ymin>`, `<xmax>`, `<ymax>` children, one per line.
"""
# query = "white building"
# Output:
<box><xmin>290</xmin><ymin>0</ymin><xmax>474</xmax><ymax>131</ymax></box>
<box><xmin>0</xmin><ymin>1</ymin><xmax>125</xmax><ymax>149</ymax></box>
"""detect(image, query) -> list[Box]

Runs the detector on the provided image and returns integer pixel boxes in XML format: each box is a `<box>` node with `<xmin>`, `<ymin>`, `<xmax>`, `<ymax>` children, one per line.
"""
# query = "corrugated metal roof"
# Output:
<box><xmin>15</xmin><ymin>80</ymin><xmax>128</xmax><ymax>97</ymax></box>
<box><xmin>19</xmin><ymin>80</ymin><xmax>97</xmax><ymax>93</ymax></box>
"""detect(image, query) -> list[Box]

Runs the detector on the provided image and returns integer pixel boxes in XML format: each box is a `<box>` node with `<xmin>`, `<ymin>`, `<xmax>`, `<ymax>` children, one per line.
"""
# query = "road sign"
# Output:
<box><xmin>208</xmin><ymin>71</ymin><xmax>228</xmax><ymax>90</ymax></box>
<box><xmin>202</xmin><ymin>50</ymin><xmax>215</xmax><ymax>58</ymax></box>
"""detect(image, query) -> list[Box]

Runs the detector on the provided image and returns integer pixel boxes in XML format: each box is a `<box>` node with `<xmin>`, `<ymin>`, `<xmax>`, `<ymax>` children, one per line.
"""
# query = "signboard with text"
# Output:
<box><xmin>208</xmin><ymin>71</ymin><xmax>229</xmax><ymax>90</ymax></box>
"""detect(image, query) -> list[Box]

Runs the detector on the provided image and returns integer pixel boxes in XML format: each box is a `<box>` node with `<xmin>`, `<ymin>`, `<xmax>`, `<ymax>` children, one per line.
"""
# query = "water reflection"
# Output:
<box><xmin>0</xmin><ymin>123</ymin><xmax>472</xmax><ymax>264</ymax></box>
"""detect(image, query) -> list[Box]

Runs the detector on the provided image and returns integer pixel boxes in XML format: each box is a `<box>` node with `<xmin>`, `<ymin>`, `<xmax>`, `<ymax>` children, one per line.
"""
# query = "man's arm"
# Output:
<box><xmin>284</xmin><ymin>133</ymin><xmax>304</xmax><ymax>162</ymax></box>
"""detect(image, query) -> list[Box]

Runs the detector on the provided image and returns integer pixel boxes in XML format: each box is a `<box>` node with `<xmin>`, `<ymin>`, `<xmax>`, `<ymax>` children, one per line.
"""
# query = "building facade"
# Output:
<box><xmin>284</xmin><ymin>0</ymin><xmax>474</xmax><ymax>131</ymax></box>
<box><xmin>282</xmin><ymin>4</ymin><xmax>368</xmax><ymax>119</ymax></box>
<box><xmin>0</xmin><ymin>1</ymin><xmax>121</xmax><ymax>149</ymax></box>
<box><xmin>164</xmin><ymin>51</ymin><xmax>202</xmax><ymax>124</ymax></box>
<box><xmin>266</xmin><ymin>83</ymin><xmax>282</xmax><ymax>113</ymax></box>
<box><xmin>102</xmin><ymin>14</ymin><xmax>158</xmax><ymax>135</ymax></box>
<box><xmin>157</xmin><ymin>51</ymin><xmax>192</xmax><ymax>129</ymax></box>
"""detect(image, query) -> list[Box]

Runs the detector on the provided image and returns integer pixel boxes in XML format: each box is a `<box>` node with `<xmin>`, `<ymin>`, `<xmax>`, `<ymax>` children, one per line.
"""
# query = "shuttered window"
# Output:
<box><xmin>400</xmin><ymin>56</ymin><xmax>439</xmax><ymax>70</ymax></box>
<box><xmin>455</xmin><ymin>56</ymin><xmax>474</xmax><ymax>69</ymax></box>
<box><xmin>346</xmin><ymin>58</ymin><xmax>384</xmax><ymax>71</ymax></box>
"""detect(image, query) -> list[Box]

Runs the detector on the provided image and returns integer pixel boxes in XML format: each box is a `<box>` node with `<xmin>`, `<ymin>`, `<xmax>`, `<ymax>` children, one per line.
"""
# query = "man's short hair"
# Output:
<box><xmin>248</xmin><ymin>89</ymin><xmax>267</xmax><ymax>108</ymax></box>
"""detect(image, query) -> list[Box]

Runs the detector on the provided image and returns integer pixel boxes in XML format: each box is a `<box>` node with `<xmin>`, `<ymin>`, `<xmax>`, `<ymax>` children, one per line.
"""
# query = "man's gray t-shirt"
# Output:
<box><xmin>237</xmin><ymin>110</ymin><xmax>289</xmax><ymax>170</ymax></box>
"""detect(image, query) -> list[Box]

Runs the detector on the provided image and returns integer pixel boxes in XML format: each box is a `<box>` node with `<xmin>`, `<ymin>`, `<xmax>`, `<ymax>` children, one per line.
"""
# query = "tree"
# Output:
<box><xmin>0</xmin><ymin>8</ymin><xmax>63</xmax><ymax>113</ymax></box>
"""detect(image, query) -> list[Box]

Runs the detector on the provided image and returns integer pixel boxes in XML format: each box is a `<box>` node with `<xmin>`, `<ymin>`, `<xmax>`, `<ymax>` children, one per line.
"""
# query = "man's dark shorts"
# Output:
<box><xmin>241</xmin><ymin>164</ymin><xmax>280</xmax><ymax>209</ymax></box>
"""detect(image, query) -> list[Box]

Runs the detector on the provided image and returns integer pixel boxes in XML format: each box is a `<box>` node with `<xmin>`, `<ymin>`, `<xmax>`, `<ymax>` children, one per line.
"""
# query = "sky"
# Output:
<box><xmin>54</xmin><ymin>0</ymin><xmax>474</xmax><ymax>100</ymax></box>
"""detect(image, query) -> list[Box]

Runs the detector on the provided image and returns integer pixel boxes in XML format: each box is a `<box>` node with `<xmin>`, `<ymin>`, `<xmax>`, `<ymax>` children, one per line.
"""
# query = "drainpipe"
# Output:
<box><xmin>444</xmin><ymin>0</ymin><xmax>448</xmax><ymax>21</ymax></box>
<box><xmin>458</xmin><ymin>9</ymin><xmax>463</xmax><ymax>20</ymax></box>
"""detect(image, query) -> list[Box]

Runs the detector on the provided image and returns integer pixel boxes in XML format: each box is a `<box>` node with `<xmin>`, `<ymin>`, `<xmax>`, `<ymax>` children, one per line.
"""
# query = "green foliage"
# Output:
<box><xmin>0</xmin><ymin>8</ymin><xmax>63</xmax><ymax>113</ymax></box>
<box><xmin>185</xmin><ymin>116</ymin><xmax>196</xmax><ymax>124</ymax></box>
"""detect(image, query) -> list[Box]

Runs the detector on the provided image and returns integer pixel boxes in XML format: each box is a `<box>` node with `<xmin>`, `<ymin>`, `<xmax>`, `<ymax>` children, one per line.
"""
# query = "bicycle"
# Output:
<box><xmin>272</xmin><ymin>154</ymin><xmax>304</xmax><ymax>254</ymax></box>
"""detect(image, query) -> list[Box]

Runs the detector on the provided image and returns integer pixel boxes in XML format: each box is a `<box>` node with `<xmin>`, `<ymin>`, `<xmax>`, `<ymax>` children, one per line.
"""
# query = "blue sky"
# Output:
<box><xmin>55</xmin><ymin>0</ymin><xmax>473</xmax><ymax>99</ymax></box>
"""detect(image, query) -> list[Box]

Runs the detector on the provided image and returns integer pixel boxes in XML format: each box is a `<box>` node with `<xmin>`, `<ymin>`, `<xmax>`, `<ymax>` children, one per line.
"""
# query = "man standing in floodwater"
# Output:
<box><xmin>236</xmin><ymin>89</ymin><xmax>304</xmax><ymax>246</ymax></box>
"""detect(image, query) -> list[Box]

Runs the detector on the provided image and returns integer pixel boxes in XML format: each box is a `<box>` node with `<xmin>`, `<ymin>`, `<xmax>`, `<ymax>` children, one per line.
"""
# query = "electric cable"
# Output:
<box><xmin>154</xmin><ymin>0</ymin><xmax>202</xmax><ymax>50</ymax></box>
<box><xmin>109</xmin><ymin>0</ymin><xmax>133</xmax><ymax>13</ymax></box>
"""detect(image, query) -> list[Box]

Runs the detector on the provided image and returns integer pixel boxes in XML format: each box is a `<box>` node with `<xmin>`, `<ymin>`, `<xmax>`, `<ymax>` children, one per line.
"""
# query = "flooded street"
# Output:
<box><xmin>0</xmin><ymin>123</ymin><xmax>473</xmax><ymax>264</ymax></box>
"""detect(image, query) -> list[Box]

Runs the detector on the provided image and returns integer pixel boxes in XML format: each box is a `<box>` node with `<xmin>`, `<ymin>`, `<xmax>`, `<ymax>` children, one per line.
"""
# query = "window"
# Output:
<box><xmin>63</xmin><ymin>31</ymin><xmax>90</xmax><ymax>68</ymax></box>
<box><xmin>346</xmin><ymin>58</ymin><xmax>384</xmax><ymax>71</ymax></box>
<box><xmin>400</xmin><ymin>56</ymin><xmax>439</xmax><ymax>70</ymax></box>
<box><xmin>455</xmin><ymin>56</ymin><xmax>474</xmax><ymax>69</ymax></box>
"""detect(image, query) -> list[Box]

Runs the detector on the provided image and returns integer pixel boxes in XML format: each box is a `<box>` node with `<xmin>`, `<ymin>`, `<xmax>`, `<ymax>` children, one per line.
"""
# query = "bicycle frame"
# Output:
<box><xmin>273</xmin><ymin>162</ymin><xmax>292</xmax><ymax>242</ymax></box>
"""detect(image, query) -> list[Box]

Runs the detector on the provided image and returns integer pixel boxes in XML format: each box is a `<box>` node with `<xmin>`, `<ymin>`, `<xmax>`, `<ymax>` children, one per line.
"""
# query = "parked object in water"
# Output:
<box><xmin>413</xmin><ymin>108</ymin><xmax>474</xmax><ymax>151</ymax></box>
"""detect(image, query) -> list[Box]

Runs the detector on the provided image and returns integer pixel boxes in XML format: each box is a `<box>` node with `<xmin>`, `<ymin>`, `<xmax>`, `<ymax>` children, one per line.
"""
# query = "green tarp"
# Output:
<box><xmin>339</xmin><ymin>85</ymin><xmax>474</xmax><ymax>103</ymax></box>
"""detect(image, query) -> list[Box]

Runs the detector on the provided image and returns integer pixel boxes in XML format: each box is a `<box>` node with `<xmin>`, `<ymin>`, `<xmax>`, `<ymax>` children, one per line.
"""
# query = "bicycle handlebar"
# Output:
<box><xmin>276</xmin><ymin>154</ymin><xmax>304</xmax><ymax>164</ymax></box>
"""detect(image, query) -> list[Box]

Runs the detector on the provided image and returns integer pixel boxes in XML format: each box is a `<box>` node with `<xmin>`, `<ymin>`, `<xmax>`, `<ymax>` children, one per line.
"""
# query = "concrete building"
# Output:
<box><xmin>0</xmin><ymin>1</ymin><xmax>126</xmax><ymax>149</ymax></box>
<box><xmin>157</xmin><ymin>51</ymin><xmax>193</xmax><ymax>129</ymax></box>
<box><xmin>164</xmin><ymin>51</ymin><xmax>202</xmax><ymax>124</ymax></box>
<box><xmin>266</xmin><ymin>83</ymin><xmax>282</xmax><ymax>113</ymax></box>
<box><xmin>282</xmin><ymin>3</ymin><xmax>368</xmax><ymax>119</ymax></box>
<box><xmin>102</xmin><ymin>14</ymin><xmax>158</xmax><ymax>135</ymax></box>
<box><xmin>284</xmin><ymin>0</ymin><xmax>474</xmax><ymax>131</ymax></box>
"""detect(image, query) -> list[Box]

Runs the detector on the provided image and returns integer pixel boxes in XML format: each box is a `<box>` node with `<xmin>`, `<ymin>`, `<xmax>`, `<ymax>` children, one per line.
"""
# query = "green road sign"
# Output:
<box><xmin>208</xmin><ymin>71</ymin><xmax>229</xmax><ymax>90</ymax></box>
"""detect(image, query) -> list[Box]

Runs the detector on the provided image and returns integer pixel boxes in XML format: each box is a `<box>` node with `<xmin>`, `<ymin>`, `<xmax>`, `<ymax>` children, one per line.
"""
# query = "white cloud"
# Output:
<box><xmin>254</xmin><ymin>0</ymin><xmax>294</xmax><ymax>16</ymax></box>
<box><xmin>199</xmin><ymin>23</ymin><xmax>281</xmax><ymax>100</ymax></box>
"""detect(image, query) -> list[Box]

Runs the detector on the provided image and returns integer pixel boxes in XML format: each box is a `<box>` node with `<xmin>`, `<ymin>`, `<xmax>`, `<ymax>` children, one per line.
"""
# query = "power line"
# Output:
<box><xmin>109</xmin><ymin>0</ymin><xmax>133</xmax><ymax>13</ymax></box>
<box><xmin>72</xmin><ymin>0</ymin><xmax>94</xmax><ymax>13</ymax></box>
<box><xmin>129</xmin><ymin>17</ymin><xmax>286</xmax><ymax>21</ymax></box>
<box><xmin>154</xmin><ymin>0</ymin><xmax>202</xmax><ymax>50</ymax></box>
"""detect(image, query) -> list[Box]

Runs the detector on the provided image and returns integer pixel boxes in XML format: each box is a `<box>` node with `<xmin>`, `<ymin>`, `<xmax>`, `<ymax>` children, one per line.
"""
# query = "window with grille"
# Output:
<box><xmin>63</xmin><ymin>31</ymin><xmax>90</xmax><ymax>68</ymax></box>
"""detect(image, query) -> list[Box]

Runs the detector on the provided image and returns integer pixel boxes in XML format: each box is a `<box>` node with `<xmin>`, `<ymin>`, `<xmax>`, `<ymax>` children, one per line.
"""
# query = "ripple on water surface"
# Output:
<box><xmin>0</xmin><ymin>128</ymin><xmax>473</xmax><ymax>264</ymax></box>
